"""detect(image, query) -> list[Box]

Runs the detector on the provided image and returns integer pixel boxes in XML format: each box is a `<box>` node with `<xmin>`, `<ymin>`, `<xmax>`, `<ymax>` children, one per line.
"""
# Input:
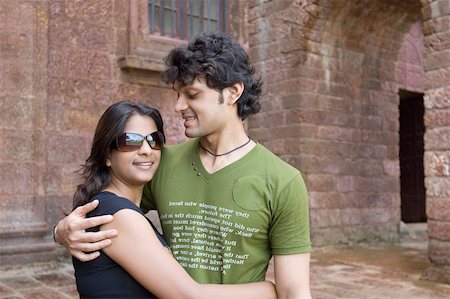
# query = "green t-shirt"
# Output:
<box><xmin>142</xmin><ymin>138</ymin><xmax>311</xmax><ymax>283</ymax></box>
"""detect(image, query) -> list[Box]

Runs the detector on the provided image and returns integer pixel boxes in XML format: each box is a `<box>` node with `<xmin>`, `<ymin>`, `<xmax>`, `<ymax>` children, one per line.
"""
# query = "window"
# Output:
<box><xmin>119</xmin><ymin>0</ymin><xmax>240</xmax><ymax>74</ymax></box>
<box><xmin>148</xmin><ymin>0</ymin><xmax>227</xmax><ymax>40</ymax></box>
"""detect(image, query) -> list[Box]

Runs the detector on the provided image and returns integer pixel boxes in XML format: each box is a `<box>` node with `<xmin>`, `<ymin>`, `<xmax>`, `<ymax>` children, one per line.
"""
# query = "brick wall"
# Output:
<box><xmin>45</xmin><ymin>0</ymin><xmax>191</xmax><ymax>234</ymax></box>
<box><xmin>422</xmin><ymin>0</ymin><xmax>450</xmax><ymax>284</ymax></box>
<box><xmin>0</xmin><ymin>0</ymin><xmax>186</xmax><ymax>264</ymax></box>
<box><xmin>2</xmin><ymin>0</ymin><xmax>450</xmax><ymax>277</ymax></box>
<box><xmin>0</xmin><ymin>0</ymin><xmax>55</xmax><ymax>264</ymax></box>
<box><xmin>246</xmin><ymin>0</ymin><xmax>423</xmax><ymax>246</ymax></box>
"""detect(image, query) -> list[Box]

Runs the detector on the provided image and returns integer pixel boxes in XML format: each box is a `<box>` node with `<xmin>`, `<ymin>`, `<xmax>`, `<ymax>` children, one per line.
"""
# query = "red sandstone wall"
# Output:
<box><xmin>45</xmin><ymin>0</ymin><xmax>189</xmax><ymax>227</ymax></box>
<box><xmin>0</xmin><ymin>0</ymin><xmax>186</xmax><ymax>264</ymax></box>
<box><xmin>0</xmin><ymin>0</ymin><xmax>54</xmax><ymax>264</ymax></box>
<box><xmin>397</xmin><ymin>21</ymin><xmax>425</xmax><ymax>93</ymax></box>
<box><xmin>246</xmin><ymin>0</ymin><xmax>423</xmax><ymax>246</ymax></box>
<box><xmin>2</xmin><ymin>0</ymin><xmax>450</xmax><ymax>278</ymax></box>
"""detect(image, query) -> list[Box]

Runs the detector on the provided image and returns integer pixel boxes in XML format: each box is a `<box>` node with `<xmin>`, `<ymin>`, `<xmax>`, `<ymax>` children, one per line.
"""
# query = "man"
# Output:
<box><xmin>55</xmin><ymin>32</ymin><xmax>312</xmax><ymax>298</ymax></box>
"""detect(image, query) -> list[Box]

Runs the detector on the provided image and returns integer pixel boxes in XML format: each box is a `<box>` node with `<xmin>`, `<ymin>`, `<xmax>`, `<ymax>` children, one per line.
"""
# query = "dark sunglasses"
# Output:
<box><xmin>113</xmin><ymin>132</ymin><xmax>165</xmax><ymax>152</ymax></box>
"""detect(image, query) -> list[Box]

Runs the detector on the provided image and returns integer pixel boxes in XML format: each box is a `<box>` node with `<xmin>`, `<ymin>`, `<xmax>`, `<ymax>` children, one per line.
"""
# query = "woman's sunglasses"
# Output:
<box><xmin>112</xmin><ymin>132</ymin><xmax>165</xmax><ymax>152</ymax></box>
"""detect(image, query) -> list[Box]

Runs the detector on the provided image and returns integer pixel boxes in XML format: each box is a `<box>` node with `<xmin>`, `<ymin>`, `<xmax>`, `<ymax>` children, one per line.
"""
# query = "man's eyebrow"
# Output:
<box><xmin>177</xmin><ymin>85</ymin><xmax>200</xmax><ymax>93</ymax></box>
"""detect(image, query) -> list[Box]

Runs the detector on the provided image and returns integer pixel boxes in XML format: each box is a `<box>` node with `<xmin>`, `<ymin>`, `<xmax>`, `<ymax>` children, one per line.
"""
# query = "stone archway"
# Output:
<box><xmin>247</xmin><ymin>0</ymin><xmax>423</xmax><ymax>246</ymax></box>
<box><xmin>246</xmin><ymin>0</ymin><xmax>450</xmax><ymax>284</ymax></box>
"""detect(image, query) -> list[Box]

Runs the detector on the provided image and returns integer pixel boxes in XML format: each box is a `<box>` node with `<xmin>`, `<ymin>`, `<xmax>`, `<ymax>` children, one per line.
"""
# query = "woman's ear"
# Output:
<box><xmin>106</xmin><ymin>156</ymin><xmax>112</xmax><ymax>167</ymax></box>
<box><xmin>225</xmin><ymin>81</ymin><xmax>244</xmax><ymax>105</ymax></box>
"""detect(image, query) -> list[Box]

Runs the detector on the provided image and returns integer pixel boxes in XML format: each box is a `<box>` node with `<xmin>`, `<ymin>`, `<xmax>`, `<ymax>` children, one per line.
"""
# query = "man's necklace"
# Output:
<box><xmin>199</xmin><ymin>137</ymin><xmax>251</xmax><ymax>157</ymax></box>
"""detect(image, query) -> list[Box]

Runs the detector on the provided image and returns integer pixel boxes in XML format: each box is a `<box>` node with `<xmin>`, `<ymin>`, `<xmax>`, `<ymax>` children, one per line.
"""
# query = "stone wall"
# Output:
<box><xmin>1</xmin><ymin>0</ymin><xmax>450</xmax><ymax>284</ymax></box>
<box><xmin>0</xmin><ymin>0</ymin><xmax>185</xmax><ymax>264</ymax></box>
<box><xmin>0</xmin><ymin>0</ymin><xmax>55</xmax><ymax>264</ymax></box>
<box><xmin>246</xmin><ymin>0</ymin><xmax>423</xmax><ymax>246</ymax></box>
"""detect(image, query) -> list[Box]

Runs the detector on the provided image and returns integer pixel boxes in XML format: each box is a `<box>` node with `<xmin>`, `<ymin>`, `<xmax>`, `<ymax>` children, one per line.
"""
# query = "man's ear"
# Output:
<box><xmin>225</xmin><ymin>81</ymin><xmax>244</xmax><ymax>105</ymax></box>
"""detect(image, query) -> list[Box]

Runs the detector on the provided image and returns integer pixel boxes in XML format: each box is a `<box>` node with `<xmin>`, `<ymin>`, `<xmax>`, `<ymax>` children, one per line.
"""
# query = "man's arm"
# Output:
<box><xmin>273</xmin><ymin>252</ymin><xmax>312</xmax><ymax>299</ymax></box>
<box><xmin>54</xmin><ymin>200</ymin><xmax>118</xmax><ymax>261</ymax></box>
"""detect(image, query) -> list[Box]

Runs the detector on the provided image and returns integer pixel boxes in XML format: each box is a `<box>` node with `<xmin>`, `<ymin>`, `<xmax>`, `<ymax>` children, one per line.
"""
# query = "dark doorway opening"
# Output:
<box><xmin>399</xmin><ymin>90</ymin><xmax>426</xmax><ymax>223</ymax></box>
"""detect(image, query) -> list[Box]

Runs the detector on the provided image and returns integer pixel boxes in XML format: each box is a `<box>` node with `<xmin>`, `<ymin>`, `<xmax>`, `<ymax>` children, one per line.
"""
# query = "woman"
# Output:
<box><xmin>72</xmin><ymin>101</ymin><xmax>277</xmax><ymax>299</ymax></box>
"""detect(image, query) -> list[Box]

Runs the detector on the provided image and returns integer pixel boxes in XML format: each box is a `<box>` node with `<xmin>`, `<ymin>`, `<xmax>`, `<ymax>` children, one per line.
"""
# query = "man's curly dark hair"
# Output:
<box><xmin>161</xmin><ymin>31</ymin><xmax>263</xmax><ymax>120</ymax></box>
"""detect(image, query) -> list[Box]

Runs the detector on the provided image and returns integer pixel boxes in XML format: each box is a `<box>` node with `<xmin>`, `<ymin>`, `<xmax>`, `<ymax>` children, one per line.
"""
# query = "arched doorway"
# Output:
<box><xmin>396</xmin><ymin>21</ymin><xmax>426</xmax><ymax>225</ymax></box>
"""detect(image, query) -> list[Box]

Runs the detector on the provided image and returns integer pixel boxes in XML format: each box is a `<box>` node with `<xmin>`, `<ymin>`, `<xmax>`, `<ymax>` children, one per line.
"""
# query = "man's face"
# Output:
<box><xmin>174</xmin><ymin>77</ymin><xmax>227</xmax><ymax>138</ymax></box>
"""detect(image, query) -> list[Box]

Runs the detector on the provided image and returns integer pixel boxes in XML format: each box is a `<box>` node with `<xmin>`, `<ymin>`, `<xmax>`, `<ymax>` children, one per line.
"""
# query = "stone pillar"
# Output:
<box><xmin>0</xmin><ymin>0</ymin><xmax>59</xmax><ymax>264</ymax></box>
<box><xmin>423</xmin><ymin>0</ymin><xmax>450</xmax><ymax>284</ymax></box>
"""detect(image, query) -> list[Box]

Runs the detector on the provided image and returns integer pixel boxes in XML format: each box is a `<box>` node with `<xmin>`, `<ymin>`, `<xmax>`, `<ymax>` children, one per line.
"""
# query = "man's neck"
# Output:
<box><xmin>198</xmin><ymin>135</ymin><xmax>256</xmax><ymax>174</ymax></box>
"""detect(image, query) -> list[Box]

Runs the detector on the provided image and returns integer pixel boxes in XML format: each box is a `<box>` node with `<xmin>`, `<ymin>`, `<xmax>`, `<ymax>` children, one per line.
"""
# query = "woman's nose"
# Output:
<box><xmin>138</xmin><ymin>140</ymin><xmax>153</xmax><ymax>154</ymax></box>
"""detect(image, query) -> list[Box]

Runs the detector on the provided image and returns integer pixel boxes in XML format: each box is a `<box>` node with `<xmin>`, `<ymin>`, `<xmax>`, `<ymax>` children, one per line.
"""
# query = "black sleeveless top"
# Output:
<box><xmin>72</xmin><ymin>191</ymin><xmax>169</xmax><ymax>299</ymax></box>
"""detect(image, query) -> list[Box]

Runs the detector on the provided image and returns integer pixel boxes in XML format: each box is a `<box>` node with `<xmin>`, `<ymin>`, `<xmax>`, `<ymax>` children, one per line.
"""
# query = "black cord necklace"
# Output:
<box><xmin>199</xmin><ymin>137</ymin><xmax>251</xmax><ymax>157</ymax></box>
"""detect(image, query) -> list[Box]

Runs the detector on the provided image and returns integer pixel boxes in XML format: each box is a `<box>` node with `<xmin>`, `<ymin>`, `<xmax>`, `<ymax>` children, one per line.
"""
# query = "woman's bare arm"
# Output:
<box><xmin>102</xmin><ymin>209</ymin><xmax>277</xmax><ymax>299</ymax></box>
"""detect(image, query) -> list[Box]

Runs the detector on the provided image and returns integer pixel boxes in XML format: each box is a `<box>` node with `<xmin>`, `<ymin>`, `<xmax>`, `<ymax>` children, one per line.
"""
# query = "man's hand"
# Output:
<box><xmin>55</xmin><ymin>200</ymin><xmax>118</xmax><ymax>262</ymax></box>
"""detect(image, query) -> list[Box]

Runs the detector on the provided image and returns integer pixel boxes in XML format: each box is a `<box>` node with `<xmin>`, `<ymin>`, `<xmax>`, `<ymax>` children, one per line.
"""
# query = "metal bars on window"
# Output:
<box><xmin>148</xmin><ymin>0</ymin><xmax>227</xmax><ymax>40</ymax></box>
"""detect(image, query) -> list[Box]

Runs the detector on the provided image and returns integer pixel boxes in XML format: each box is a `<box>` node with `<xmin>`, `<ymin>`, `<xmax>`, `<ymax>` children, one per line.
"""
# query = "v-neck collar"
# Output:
<box><xmin>189</xmin><ymin>138</ymin><xmax>261</xmax><ymax>182</ymax></box>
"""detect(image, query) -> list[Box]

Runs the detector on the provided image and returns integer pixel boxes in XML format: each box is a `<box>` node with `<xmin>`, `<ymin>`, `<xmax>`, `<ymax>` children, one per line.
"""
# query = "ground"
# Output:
<box><xmin>1</xmin><ymin>224</ymin><xmax>450</xmax><ymax>298</ymax></box>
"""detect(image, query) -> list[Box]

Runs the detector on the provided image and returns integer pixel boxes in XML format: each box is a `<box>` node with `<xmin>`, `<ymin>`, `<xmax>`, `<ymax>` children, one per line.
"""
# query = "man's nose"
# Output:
<box><xmin>175</xmin><ymin>96</ymin><xmax>188</xmax><ymax>113</ymax></box>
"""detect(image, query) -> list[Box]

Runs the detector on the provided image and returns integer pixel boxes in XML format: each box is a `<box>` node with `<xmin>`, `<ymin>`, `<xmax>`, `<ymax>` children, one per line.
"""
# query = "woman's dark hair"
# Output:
<box><xmin>72</xmin><ymin>101</ymin><xmax>165</xmax><ymax>210</ymax></box>
<box><xmin>161</xmin><ymin>31</ymin><xmax>263</xmax><ymax>120</ymax></box>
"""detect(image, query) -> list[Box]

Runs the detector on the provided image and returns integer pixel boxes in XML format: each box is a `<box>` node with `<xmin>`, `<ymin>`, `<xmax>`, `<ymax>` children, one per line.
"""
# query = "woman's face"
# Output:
<box><xmin>107</xmin><ymin>114</ymin><xmax>161</xmax><ymax>188</ymax></box>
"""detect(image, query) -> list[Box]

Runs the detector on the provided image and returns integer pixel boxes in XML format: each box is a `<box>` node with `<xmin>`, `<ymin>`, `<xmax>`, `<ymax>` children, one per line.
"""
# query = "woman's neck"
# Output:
<box><xmin>103</xmin><ymin>183</ymin><xmax>143</xmax><ymax>207</ymax></box>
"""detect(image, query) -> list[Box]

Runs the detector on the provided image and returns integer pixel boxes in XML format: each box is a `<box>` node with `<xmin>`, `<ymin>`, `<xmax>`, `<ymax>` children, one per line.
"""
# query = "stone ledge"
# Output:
<box><xmin>117</xmin><ymin>56</ymin><xmax>164</xmax><ymax>73</ymax></box>
<box><xmin>0</xmin><ymin>222</ymin><xmax>49</xmax><ymax>238</ymax></box>
<box><xmin>425</xmin><ymin>265</ymin><xmax>450</xmax><ymax>285</ymax></box>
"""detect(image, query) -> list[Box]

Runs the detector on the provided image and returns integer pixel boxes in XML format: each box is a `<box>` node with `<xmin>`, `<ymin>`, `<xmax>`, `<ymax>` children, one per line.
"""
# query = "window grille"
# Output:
<box><xmin>148</xmin><ymin>0</ymin><xmax>227</xmax><ymax>40</ymax></box>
